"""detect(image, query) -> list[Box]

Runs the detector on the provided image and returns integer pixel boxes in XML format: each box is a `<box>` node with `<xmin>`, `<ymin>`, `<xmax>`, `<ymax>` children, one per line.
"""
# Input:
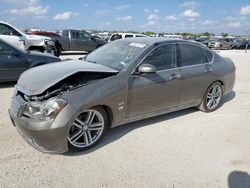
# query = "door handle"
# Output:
<box><xmin>204</xmin><ymin>67</ymin><xmax>213</xmax><ymax>73</ymax></box>
<box><xmin>169</xmin><ymin>74</ymin><xmax>181</xmax><ymax>80</ymax></box>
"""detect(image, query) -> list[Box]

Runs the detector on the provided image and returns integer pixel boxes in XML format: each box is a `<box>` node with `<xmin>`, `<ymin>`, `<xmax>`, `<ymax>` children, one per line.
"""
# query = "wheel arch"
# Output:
<box><xmin>90</xmin><ymin>105</ymin><xmax>114</xmax><ymax>128</ymax></box>
<box><xmin>28</xmin><ymin>46</ymin><xmax>45</xmax><ymax>52</ymax></box>
<box><xmin>205</xmin><ymin>80</ymin><xmax>225</xmax><ymax>95</ymax></box>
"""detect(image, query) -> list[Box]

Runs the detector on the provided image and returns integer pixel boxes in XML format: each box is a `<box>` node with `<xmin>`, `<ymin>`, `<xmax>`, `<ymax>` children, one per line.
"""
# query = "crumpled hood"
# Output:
<box><xmin>17</xmin><ymin>60</ymin><xmax>118</xmax><ymax>96</ymax></box>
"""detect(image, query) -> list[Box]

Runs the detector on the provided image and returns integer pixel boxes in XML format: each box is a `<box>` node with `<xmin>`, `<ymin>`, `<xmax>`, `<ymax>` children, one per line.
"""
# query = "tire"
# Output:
<box><xmin>198</xmin><ymin>82</ymin><xmax>223</xmax><ymax>112</ymax></box>
<box><xmin>68</xmin><ymin>106</ymin><xmax>109</xmax><ymax>151</ymax></box>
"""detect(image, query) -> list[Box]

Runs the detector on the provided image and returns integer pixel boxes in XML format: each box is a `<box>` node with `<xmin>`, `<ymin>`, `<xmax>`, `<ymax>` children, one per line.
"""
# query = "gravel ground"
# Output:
<box><xmin>0</xmin><ymin>50</ymin><xmax>250</xmax><ymax>188</ymax></box>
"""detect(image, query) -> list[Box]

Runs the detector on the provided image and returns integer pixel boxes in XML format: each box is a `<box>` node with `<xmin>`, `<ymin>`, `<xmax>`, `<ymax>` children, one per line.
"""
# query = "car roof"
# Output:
<box><xmin>117</xmin><ymin>37</ymin><xmax>203</xmax><ymax>46</ymax></box>
<box><xmin>111</xmin><ymin>33</ymin><xmax>147</xmax><ymax>36</ymax></box>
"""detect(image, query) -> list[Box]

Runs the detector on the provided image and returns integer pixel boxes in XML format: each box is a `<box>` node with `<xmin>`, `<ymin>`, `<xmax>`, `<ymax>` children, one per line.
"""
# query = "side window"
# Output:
<box><xmin>142</xmin><ymin>44</ymin><xmax>176</xmax><ymax>71</ymax></box>
<box><xmin>110</xmin><ymin>34</ymin><xmax>122</xmax><ymax>41</ymax></box>
<box><xmin>0</xmin><ymin>24</ymin><xmax>21</xmax><ymax>36</ymax></box>
<box><xmin>179</xmin><ymin>44</ymin><xmax>205</xmax><ymax>66</ymax></box>
<box><xmin>203</xmin><ymin>49</ymin><xmax>213</xmax><ymax>63</ymax></box>
<box><xmin>62</xmin><ymin>30</ymin><xmax>69</xmax><ymax>37</ymax></box>
<box><xmin>125</xmin><ymin>35</ymin><xmax>133</xmax><ymax>38</ymax></box>
<box><xmin>0</xmin><ymin>41</ymin><xmax>14</xmax><ymax>55</ymax></box>
<box><xmin>80</xmin><ymin>31</ymin><xmax>92</xmax><ymax>40</ymax></box>
<box><xmin>72</xmin><ymin>31</ymin><xmax>80</xmax><ymax>39</ymax></box>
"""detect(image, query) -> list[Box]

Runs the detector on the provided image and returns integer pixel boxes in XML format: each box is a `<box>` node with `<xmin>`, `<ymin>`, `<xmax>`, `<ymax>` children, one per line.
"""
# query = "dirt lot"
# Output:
<box><xmin>0</xmin><ymin>50</ymin><xmax>250</xmax><ymax>188</ymax></box>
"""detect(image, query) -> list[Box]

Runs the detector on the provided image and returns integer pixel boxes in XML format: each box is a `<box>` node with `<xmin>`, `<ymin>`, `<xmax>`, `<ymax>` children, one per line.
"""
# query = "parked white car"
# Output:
<box><xmin>0</xmin><ymin>21</ymin><xmax>55</xmax><ymax>54</ymax></box>
<box><xmin>108</xmin><ymin>33</ymin><xmax>147</xmax><ymax>42</ymax></box>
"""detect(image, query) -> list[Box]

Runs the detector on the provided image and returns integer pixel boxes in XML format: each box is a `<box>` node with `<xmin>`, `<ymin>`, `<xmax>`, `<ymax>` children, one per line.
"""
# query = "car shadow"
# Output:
<box><xmin>221</xmin><ymin>90</ymin><xmax>236</xmax><ymax>106</ymax></box>
<box><xmin>0</xmin><ymin>82</ymin><xmax>16</xmax><ymax>89</ymax></box>
<box><xmin>228</xmin><ymin>171</ymin><xmax>250</xmax><ymax>188</ymax></box>
<box><xmin>64</xmin><ymin>90</ymin><xmax>236</xmax><ymax>156</ymax></box>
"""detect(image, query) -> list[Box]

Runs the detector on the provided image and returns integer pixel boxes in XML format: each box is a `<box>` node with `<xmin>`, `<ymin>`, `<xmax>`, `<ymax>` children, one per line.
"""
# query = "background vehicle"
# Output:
<box><xmin>108</xmin><ymin>33</ymin><xmax>147</xmax><ymax>42</ymax></box>
<box><xmin>9</xmin><ymin>38</ymin><xmax>235</xmax><ymax>153</ymax></box>
<box><xmin>208</xmin><ymin>38</ymin><xmax>236</xmax><ymax>49</ymax></box>
<box><xmin>31</xmin><ymin>31</ymin><xmax>62</xmax><ymax>56</ymax></box>
<box><xmin>59</xmin><ymin>29</ymin><xmax>107</xmax><ymax>52</ymax></box>
<box><xmin>0</xmin><ymin>39</ymin><xmax>60</xmax><ymax>82</ymax></box>
<box><xmin>195</xmin><ymin>38</ymin><xmax>210</xmax><ymax>46</ymax></box>
<box><xmin>0</xmin><ymin>21</ymin><xmax>55</xmax><ymax>54</ymax></box>
<box><xmin>237</xmin><ymin>40</ymin><xmax>250</xmax><ymax>49</ymax></box>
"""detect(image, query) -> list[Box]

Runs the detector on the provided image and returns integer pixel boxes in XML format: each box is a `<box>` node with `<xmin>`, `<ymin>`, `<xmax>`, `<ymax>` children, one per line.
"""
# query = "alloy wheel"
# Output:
<box><xmin>68</xmin><ymin>109</ymin><xmax>105</xmax><ymax>148</ymax></box>
<box><xmin>206</xmin><ymin>84</ymin><xmax>222</xmax><ymax>110</ymax></box>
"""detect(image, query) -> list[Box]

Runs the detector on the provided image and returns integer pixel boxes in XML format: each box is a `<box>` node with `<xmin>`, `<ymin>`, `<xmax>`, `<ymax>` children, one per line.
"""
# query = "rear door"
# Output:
<box><xmin>127</xmin><ymin>43</ymin><xmax>182</xmax><ymax>117</ymax></box>
<box><xmin>0</xmin><ymin>23</ymin><xmax>25</xmax><ymax>50</ymax></box>
<box><xmin>177</xmin><ymin>43</ymin><xmax>214</xmax><ymax>106</ymax></box>
<box><xmin>0</xmin><ymin>40</ymin><xmax>28</xmax><ymax>81</ymax></box>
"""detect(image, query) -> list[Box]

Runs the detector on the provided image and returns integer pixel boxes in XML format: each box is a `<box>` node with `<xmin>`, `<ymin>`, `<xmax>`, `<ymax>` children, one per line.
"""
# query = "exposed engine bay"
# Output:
<box><xmin>20</xmin><ymin>72</ymin><xmax>117</xmax><ymax>101</ymax></box>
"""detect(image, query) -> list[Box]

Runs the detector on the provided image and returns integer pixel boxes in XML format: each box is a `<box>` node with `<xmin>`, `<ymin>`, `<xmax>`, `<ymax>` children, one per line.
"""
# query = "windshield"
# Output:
<box><xmin>86</xmin><ymin>40</ymin><xmax>149</xmax><ymax>71</ymax></box>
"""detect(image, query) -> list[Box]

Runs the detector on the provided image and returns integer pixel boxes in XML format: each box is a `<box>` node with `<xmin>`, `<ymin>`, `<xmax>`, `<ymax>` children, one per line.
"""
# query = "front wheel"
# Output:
<box><xmin>198</xmin><ymin>82</ymin><xmax>223</xmax><ymax>112</ymax></box>
<box><xmin>68</xmin><ymin>107</ymin><xmax>108</xmax><ymax>151</ymax></box>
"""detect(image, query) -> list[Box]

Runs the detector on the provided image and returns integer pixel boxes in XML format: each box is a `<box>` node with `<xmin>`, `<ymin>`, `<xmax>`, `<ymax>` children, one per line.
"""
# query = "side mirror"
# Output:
<box><xmin>138</xmin><ymin>64</ymin><xmax>156</xmax><ymax>74</ymax></box>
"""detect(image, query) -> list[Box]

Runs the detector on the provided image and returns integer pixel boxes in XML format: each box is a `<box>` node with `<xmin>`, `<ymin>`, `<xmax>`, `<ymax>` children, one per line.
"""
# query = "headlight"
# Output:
<box><xmin>214</xmin><ymin>42</ymin><xmax>220</xmax><ymax>47</ymax></box>
<box><xmin>23</xmin><ymin>98</ymin><xmax>67</xmax><ymax>120</ymax></box>
<box><xmin>44</xmin><ymin>39</ymin><xmax>55</xmax><ymax>46</ymax></box>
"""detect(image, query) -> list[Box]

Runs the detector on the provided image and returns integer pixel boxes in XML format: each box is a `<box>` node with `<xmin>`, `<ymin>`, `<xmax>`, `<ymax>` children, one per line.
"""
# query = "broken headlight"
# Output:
<box><xmin>23</xmin><ymin>98</ymin><xmax>67</xmax><ymax>120</ymax></box>
<box><xmin>44</xmin><ymin>39</ymin><xmax>55</xmax><ymax>46</ymax></box>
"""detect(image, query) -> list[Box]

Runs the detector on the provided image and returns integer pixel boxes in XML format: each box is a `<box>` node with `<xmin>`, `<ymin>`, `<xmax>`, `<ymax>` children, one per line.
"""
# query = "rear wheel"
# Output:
<box><xmin>198</xmin><ymin>82</ymin><xmax>223</xmax><ymax>112</ymax></box>
<box><xmin>68</xmin><ymin>107</ymin><xmax>108</xmax><ymax>151</ymax></box>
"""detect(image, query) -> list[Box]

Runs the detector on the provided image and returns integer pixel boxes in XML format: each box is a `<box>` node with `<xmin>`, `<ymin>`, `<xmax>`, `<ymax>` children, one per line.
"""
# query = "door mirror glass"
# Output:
<box><xmin>138</xmin><ymin>64</ymin><xmax>156</xmax><ymax>74</ymax></box>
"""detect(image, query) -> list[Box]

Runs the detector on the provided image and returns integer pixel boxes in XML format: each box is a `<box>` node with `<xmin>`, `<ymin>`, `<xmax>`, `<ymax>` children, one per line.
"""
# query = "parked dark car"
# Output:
<box><xmin>238</xmin><ymin>40</ymin><xmax>250</xmax><ymax>49</ymax></box>
<box><xmin>9</xmin><ymin>38</ymin><xmax>235</xmax><ymax>154</ymax></box>
<box><xmin>0</xmin><ymin>39</ymin><xmax>60</xmax><ymax>82</ymax></box>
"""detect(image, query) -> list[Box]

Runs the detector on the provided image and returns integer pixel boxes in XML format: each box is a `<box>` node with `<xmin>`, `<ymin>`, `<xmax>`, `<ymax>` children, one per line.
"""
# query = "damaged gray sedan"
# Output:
<box><xmin>9</xmin><ymin>38</ymin><xmax>236</xmax><ymax>153</ymax></box>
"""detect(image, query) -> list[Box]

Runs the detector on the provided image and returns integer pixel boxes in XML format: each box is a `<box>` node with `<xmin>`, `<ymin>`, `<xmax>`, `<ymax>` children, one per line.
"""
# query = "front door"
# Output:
<box><xmin>127</xmin><ymin>43</ymin><xmax>182</xmax><ymax>117</ymax></box>
<box><xmin>71</xmin><ymin>30</ymin><xmax>96</xmax><ymax>51</ymax></box>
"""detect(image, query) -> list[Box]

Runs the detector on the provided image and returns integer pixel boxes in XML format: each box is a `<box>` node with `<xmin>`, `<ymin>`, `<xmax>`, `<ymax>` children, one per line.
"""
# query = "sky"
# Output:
<box><xmin>0</xmin><ymin>0</ymin><xmax>250</xmax><ymax>35</ymax></box>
